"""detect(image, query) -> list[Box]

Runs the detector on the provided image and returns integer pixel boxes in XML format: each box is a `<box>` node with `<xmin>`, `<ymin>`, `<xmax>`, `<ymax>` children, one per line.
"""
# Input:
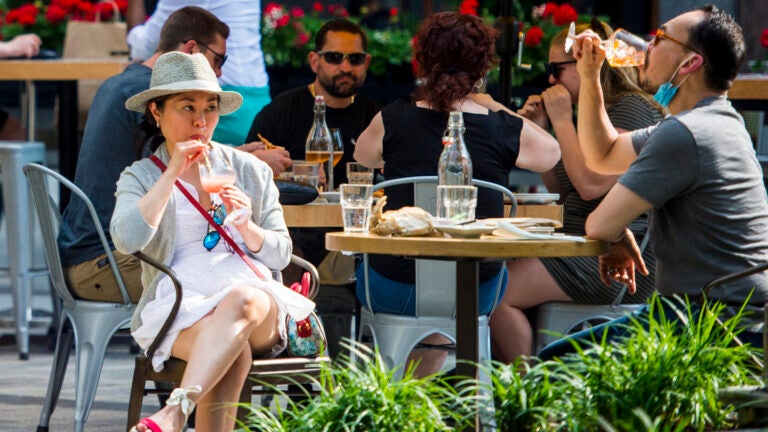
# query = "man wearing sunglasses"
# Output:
<box><xmin>540</xmin><ymin>6</ymin><xmax>768</xmax><ymax>359</ymax></box>
<box><xmin>245</xmin><ymin>19</ymin><xmax>380</xmax><ymax>358</ymax></box>
<box><xmin>127</xmin><ymin>0</ymin><xmax>271</xmax><ymax>146</ymax></box>
<box><xmin>58</xmin><ymin>7</ymin><xmax>230</xmax><ymax>304</ymax></box>
<box><xmin>245</xmin><ymin>18</ymin><xmax>379</xmax><ymax>182</ymax></box>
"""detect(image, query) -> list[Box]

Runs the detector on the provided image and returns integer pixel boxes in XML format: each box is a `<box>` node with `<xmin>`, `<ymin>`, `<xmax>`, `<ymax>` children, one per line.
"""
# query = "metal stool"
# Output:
<box><xmin>0</xmin><ymin>142</ymin><xmax>49</xmax><ymax>359</ymax></box>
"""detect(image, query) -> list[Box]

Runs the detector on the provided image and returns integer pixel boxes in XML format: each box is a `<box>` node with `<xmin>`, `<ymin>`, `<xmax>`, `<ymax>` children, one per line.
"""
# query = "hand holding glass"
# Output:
<box><xmin>565</xmin><ymin>22</ymin><xmax>647</xmax><ymax>67</ymax></box>
<box><xmin>340</xmin><ymin>184</ymin><xmax>373</xmax><ymax>233</ymax></box>
<box><xmin>198</xmin><ymin>150</ymin><xmax>251</xmax><ymax>225</ymax></box>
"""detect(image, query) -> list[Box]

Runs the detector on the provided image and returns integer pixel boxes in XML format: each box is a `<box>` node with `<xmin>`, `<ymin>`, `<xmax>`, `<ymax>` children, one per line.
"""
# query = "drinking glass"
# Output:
<box><xmin>292</xmin><ymin>161</ymin><xmax>321</xmax><ymax>189</ymax></box>
<box><xmin>346</xmin><ymin>162</ymin><xmax>374</xmax><ymax>185</ymax></box>
<box><xmin>198</xmin><ymin>149</ymin><xmax>251</xmax><ymax>225</ymax></box>
<box><xmin>340</xmin><ymin>184</ymin><xmax>373</xmax><ymax>232</ymax></box>
<box><xmin>327</xmin><ymin>128</ymin><xmax>344</xmax><ymax>191</ymax></box>
<box><xmin>436</xmin><ymin>185</ymin><xmax>477</xmax><ymax>224</ymax></box>
<box><xmin>565</xmin><ymin>22</ymin><xmax>648</xmax><ymax>67</ymax></box>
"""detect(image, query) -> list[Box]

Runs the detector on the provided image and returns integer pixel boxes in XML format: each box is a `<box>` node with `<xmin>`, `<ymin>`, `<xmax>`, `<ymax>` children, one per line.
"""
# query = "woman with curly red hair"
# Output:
<box><xmin>354</xmin><ymin>11</ymin><xmax>560</xmax><ymax>377</ymax></box>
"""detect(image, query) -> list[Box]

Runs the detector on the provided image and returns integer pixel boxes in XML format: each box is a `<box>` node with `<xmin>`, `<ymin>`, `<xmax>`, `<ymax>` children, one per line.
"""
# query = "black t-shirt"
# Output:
<box><xmin>246</xmin><ymin>86</ymin><xmax>380</xmax><ymax>184</ymax></box>
<box><xmin>372</xmin><ymin>100</ymin><xmax>523</xmax><ymax>284</ymax></box>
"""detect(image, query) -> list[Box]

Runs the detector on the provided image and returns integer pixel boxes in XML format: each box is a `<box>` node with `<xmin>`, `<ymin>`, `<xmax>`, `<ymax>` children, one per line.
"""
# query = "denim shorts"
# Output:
<box><xmin>356</xmin><ymin>263</ymin><xmax>508</xmax><ymax>316</ymax></box>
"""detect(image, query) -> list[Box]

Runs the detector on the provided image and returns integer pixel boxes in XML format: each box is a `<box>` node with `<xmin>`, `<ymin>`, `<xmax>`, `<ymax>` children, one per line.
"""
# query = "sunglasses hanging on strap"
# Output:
<box><xmin>148</xmin><ymin>154</ymin><xmax>327</xmax><ymax>357</ymax></box>
<box><xmin>149</xmin><ymin>155</ymin><xmax>267</xmax><ymax>280</ymax></box>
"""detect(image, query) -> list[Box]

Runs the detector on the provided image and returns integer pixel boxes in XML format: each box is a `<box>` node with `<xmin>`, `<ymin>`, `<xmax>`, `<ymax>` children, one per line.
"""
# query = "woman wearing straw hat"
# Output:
<box><xmin>112</xmin><ymin>51</ymin><xmax>314</xmax><ymax>432</ymax></box>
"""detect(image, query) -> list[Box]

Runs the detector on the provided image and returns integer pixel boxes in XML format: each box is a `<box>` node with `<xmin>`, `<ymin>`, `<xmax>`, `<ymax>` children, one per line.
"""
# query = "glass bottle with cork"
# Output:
<box><xmin>305</xmin><ymin>95</ymin><xmax>336</xmax><ymax>190</ymax></box>
<box><xmin>436</xmin><ymin>111</ymin><xmax>477</xmax><ymax>223</ymax></box>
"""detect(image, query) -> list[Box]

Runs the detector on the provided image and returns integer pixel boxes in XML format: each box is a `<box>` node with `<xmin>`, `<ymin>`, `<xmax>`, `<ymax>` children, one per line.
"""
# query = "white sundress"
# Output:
<box><xmin>132</xmin><ymin>183</ymin><xmax>315</xmax><ymax>372</ymax></box>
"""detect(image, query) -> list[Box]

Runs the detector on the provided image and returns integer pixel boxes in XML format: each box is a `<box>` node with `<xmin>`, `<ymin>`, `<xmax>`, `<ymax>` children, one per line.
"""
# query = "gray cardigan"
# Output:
<box><xmin>110</xmin><ymin>142</ymin><xmax>291</xmax><ymax>331</ymax></box>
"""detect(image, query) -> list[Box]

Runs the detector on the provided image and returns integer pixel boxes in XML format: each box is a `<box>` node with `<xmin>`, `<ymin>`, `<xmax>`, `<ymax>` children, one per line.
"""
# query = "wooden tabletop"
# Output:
<box><xmin>283</xmin><ymin>203</ymin><xmax>563</xmax><ymax>227</ymax></box>
<box><xmin>730</xmin><ymin>75</ymin><xmax>768</xmax><ymax>100</ymax></box>
<box><xmin>0</xmin><ymin>58</ymin><xmax>129</xmax><ymax>80</ymax></box>
<box><xmin>326</xmin><ymin>232</ymin><xmax>607</xmax><ymax>259</ymax></box>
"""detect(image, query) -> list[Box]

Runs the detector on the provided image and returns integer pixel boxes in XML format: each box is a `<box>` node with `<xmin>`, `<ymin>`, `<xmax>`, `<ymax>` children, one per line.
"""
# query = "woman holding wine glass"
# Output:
<box><xmin>111</xmin><ymin>52</ymin><xmax>314</xmax><ymax>432</ymax></box>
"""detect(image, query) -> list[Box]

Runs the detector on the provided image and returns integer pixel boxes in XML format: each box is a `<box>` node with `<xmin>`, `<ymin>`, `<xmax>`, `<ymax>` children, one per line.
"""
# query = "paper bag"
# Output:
<box><xmin>63</xmin><ymin>4</ymin><xmax>129</xmax><ymax>130</ymax></box>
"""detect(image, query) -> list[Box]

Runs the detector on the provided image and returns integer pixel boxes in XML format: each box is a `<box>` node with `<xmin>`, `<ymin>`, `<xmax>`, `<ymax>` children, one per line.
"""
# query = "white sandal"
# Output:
<box><xmin>129</xmin><ymin>385</ymin><xmax>201</xmax><ymax>432</ymax></box>
<box><xmin>167</xmin><ymin>385</ymin><xmax>202</xmax><ymax>426</ymax></box>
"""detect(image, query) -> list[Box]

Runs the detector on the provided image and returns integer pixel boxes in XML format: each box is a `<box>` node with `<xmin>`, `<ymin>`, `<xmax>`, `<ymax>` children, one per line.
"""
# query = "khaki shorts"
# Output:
<box><xmin>65</xmin><ymin>251</ymin><xmax>143</xmax><ymax>303</ymax></box>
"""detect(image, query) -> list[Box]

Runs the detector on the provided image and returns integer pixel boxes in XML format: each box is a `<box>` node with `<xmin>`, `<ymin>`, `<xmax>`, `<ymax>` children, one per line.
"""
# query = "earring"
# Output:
<box><xmin>473</xmin><ymin>77</ymin><xmax>486</xmax><ymax>93</ymax></box>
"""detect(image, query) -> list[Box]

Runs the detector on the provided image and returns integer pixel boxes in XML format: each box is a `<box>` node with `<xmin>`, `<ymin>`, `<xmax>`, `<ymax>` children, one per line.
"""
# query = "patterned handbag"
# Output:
<box><xmin>286</xmin><ymin>271</ymin><xmax>327</xmax><ymax>357</ymax></box>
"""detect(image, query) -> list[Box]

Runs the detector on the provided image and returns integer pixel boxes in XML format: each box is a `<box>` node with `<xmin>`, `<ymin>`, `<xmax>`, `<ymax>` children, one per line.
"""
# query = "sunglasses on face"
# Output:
<box><xmin>203</xmin><ymin>203</ymin><xmax>234</xmax><ymax>253</ymax></box>
<box><xmin>193</xmin><ymin>39</ymin><xmax>228</xmax><ymax>69</ymax></box>
<box><xmin>545</xmin><ymin>60</ymin><xmax>577</xmax><ymax>79</ymax></box>
<box><xmin>316</xmin><ymin>51</ymin><xmax>367</xmax><ymax>66</ymax></box>
<box><xmin>651</xmin><ymin>29</ymin><xmax>694</xmax><ymax>52</ymax></box>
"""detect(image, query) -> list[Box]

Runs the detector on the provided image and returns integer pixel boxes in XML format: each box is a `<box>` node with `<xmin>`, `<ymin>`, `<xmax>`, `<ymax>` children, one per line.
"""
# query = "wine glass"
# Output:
<box><xmin>328</xmin><ymin>128</ymin><xmax>344</xmax><ymax>191</ymax></box>
<box><xmin>565</xmin><ymin>22</ymin><xmax>648</xmax><ymax>67</ymax></box>
<box><xmin>198</xmin><ymin>149</ymin><xmax>251</xmax><ymax>225</ymax></box>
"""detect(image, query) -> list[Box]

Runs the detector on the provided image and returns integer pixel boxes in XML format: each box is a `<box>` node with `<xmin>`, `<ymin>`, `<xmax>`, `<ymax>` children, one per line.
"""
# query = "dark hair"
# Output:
<box><xmin>412</xmin><ymin>12</ymin><xmax>499</xmax><ymax>113</ymax></box>
<box><xmin>156</xmin><ymin>6</ymin><xmax>230</xmax><ymax>53</ymax></box>
<box><xmin>314</xmin><ymin>18</ymin><xmax>368</xmax><ymax>52</ymax></box>
<box><xmin>686</xmin><ymin>4</ymin><xmax>745</xmax><ymax>91</ymax></box>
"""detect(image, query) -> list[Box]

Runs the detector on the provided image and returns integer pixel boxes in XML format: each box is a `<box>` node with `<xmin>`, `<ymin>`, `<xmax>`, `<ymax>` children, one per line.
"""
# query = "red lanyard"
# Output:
<box><xmin>149</xmin><ymin>154</ymin><xmax>266</xmax><ymax>281</ymax></box>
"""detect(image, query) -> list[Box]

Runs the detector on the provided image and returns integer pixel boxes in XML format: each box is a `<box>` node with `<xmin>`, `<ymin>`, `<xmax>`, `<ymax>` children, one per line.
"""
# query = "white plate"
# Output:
<box><xmin>514</xmin><ymin>193</ymin><xmax>560</xmax><ymax>204</ymax></box>
<box><xmin>319</xmin><ymin>191</ymin><xmax>340</xmax><ymax>203</ymax></box>
<box><xmin>434</xmin><ymin>222</ymin><xmax>497</xmax><ymax>238</ymax></box>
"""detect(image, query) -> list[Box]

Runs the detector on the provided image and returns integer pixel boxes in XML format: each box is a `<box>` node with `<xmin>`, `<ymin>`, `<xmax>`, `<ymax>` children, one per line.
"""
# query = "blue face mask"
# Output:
<box><xmin>652</xmin><ymin>57</ymin><xmax>692</xmax><ymax>108</ymax></box>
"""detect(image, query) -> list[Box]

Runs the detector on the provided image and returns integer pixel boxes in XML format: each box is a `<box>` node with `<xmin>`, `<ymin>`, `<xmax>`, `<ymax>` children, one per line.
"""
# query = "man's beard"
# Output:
<box><xmin>319</xmin><ymin>72</ymin><xmax>362</xmax><ymax>98</ymax></box>
<box><xmin>638</xmin><ymin>62</ymin><xmax>657</xmax><ymax>95</ymax></box>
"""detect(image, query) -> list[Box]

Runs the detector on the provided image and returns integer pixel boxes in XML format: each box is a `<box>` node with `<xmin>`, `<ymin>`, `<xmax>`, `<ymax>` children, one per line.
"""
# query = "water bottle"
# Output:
<box><xmin>437</xmin><ymin>111</ymin><xmax>475</xmax><ymax>222</ymax></box>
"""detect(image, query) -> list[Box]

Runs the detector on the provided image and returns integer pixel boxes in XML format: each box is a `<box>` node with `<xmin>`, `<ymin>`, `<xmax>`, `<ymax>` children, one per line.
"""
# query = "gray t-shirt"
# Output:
<box><xmin>623</xmin><ymin>96</ymin><xmax>768</xmax><ymax>305</ymax></box>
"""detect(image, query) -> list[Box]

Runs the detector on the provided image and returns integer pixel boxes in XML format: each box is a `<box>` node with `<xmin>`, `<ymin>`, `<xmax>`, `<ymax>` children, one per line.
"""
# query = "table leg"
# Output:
<box><xmin>58</xmin><ymin>80</ymin><xmax>78</xmax><ymax>211</ymax></box>
<box><xmin>455</xmin><ymin>259</ymin><xmax>479</xmax><ymax>431</ymax></box>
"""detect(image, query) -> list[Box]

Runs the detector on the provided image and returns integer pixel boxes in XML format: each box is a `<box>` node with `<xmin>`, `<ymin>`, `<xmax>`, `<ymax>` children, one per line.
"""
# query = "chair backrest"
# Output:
<box><xmin>23</xmin><ymin>163</ymin><xmax>131</xmax><ymax>307</ymax></box>
<box><xmin>363</xmin><ymin>175</ymin><xmax>516</xmax><ymax>317</ymax></box>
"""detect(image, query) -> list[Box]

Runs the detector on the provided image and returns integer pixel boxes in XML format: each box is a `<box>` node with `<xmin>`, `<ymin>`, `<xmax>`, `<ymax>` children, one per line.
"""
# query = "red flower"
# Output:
<box><xmin>524</xmin><ymin>26</ymin><xmax>545</xmax><ymax>47</ymax></box>
<box><xmin>312</xmin><ymin>1</ymin><xmax>324</xmax><ymax>13</ymax></box>
<box><xmin>96</xmin><ymin>2</ymin><xmax>115</xmax><ymax>20</ymax></box>
<box><xmin>553</xmin><ymin>4</ymin><xmax>578</xmax><ymax>26</ymax></box>
<box><xmin>459</xmin><ymin>0</ymin><xmax>479</xmax><ymax>16</ymax></box>
<box><xmin>295</xmin><ymin>32</ymin><xmax>310</xmax><ymax>47</ymax></box>
<box><xmin>17</xmin><ymin>12</ymin><xmax>38</xmax><ymax>26</ymax></box>
<box><xmin>45</xmin><ymin>4</ymin><xmax>68</xmax><ymax>24</ymax></box>
<box><xmin>761</xmin><ymin>28</ymin><xmax>768</xmax><ymax>49</ymax></box>
<box><xmin>289</xmin><ymin>6</ymin><xmax>304</xmax><ymax>18</ymax></box>
<box><xmin>389</xmin><ymin>7</ymin><xmax>398</xmax><ymax>17</ymax></box>
<box><xmin>264</xmin><ymin>2</ymin><xmax>283</xmax><ymax>16</ymax></box>
<box><xmin>276</xmin><ymin>14</ymin><xmax>289</xmax><ymax>27</ymax></box>
<box><xmin>541</xmin><ymin>2</ymin><xmax>558</xmax><ymax>18</ymax></box>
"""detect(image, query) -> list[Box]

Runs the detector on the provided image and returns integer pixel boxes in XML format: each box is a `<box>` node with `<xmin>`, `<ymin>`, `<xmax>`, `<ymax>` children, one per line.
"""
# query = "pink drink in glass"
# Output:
<box><xmin>200</xmin><ymin>174</ymin><xmax>235</xmax><ymax>193</ymax></box>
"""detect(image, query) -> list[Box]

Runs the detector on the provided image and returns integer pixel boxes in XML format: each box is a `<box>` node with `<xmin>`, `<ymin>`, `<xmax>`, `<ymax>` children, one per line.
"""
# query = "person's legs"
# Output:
<box><xmin>131</xmin><ymin>285</ymin><xmax>280</xmax><ymax>432</ymax></box>
<box><xmin>65</xmin><ymin>251</ymin><xmax>143</xmax><ymax>302</ymax></box>
<box><xmin>489</xmin><ymin>258</ymin><xmax>571</xmax><ymax>363</ymax></box>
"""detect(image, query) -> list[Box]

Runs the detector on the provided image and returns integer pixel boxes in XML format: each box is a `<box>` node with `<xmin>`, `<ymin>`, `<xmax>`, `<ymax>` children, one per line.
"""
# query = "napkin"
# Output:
<box><xmin>495</xmin><ymin>221</ymin><xmax>586</xmax><ymax>242</ymax></box>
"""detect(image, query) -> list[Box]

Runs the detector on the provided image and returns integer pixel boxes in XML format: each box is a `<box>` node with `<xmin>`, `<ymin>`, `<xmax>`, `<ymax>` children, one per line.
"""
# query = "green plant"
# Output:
<box><xmin>260</xmin><ymin>2</ymin><xmax>414</xmax><ymax>77</ymax></box>
<box><xmin>490</xmin><ymin>295</ymin><xmax>763</xmax><ymax>431</ymax></box>
<box><xmin>239</xmin><ymin>341</ymin><xmax>477</xmax><ymax>431</ymax></box>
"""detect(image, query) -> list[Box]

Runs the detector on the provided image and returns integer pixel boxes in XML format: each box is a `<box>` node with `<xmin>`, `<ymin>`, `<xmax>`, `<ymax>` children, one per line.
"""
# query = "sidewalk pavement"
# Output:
<box><xmin>0</xmin><ymin>333</ymin><xmax>148</xmax><ymax>432</ymax></box>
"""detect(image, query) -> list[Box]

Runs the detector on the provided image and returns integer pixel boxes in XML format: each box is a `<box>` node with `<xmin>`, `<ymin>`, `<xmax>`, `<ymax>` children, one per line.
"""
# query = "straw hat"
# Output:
<box><xmin>125</xmin><ymin>51</ymin><xmax>242</xmax><ymax>114</ymax></box>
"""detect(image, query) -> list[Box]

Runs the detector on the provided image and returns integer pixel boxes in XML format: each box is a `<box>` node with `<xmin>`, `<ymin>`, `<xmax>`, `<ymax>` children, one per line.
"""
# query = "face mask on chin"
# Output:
<box><xmin>653</xmin><ymin>56</ymin><xmax>694</xmax><ymax>108</ymax></box>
